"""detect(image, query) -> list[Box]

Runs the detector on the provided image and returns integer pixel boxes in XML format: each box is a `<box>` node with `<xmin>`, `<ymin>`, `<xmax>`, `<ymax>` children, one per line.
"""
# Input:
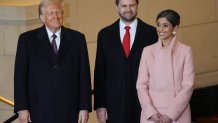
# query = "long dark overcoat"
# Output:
<box><xmin>14</xmin><ymin>25</ymin><xmax>92</xmax><ymax>123</ymax></box>
<box><xmin>94</xmin><ymin>18</ymin><xmax>158</xmax><ymax>123</ymax></box>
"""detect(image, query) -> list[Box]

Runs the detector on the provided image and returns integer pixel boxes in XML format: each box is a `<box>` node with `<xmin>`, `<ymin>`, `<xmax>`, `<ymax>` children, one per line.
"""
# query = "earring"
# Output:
<box><xmin>173</xmin><ymin>31</ymin><xmax>176</xmax><ymax>35</ymax></box>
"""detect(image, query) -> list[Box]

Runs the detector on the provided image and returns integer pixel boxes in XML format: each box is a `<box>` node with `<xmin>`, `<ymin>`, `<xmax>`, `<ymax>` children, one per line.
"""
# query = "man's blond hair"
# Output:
<box><xmin>38</xmin><ymin>0</ymin><xmax>64</xmax><ymax>17</ymax></box>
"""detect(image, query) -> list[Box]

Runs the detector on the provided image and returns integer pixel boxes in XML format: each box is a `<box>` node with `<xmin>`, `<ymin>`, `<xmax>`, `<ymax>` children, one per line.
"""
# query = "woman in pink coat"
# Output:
<box><xmin>136</xmin><ymin>9</ymin><xmax>194</xmax><ymax>123</ymax></box>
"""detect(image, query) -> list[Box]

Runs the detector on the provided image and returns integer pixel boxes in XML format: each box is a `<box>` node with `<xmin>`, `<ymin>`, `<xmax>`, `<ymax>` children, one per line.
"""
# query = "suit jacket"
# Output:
<box><xmin>94</xmin><ymin>18</ymin><xmax>158</xmax><ymax>123</ymax></box>
<box><xmin>137</xmin><ymin>37</ymin><xmax>194</xmax><ymax>123</ymax></box>
<box><xmin>14</xmin><ymin>25</ymin><xmax>92</xmax><ymax>123</ymax></box>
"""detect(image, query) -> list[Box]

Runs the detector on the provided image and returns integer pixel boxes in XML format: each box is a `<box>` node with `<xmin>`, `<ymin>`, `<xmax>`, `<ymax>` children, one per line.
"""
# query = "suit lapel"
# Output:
<box><xmin>36</xmin><ymin>26</ymin><xmax>72</xmax><ymax>64</ymax></box>
<box><xmin>37</xmin><ymin>25</ymin><xmax>57</xmax><ymax>63</ymax></box>
<box><xmin>112</xmin><ymin>20</ymin><xmax>127</xmax><ymax>60</ymax></box>
<box><xmin>57</xmin><ymin>26</ymin><xmax>72</xmax><ymax>63</ymax></box>
<box><xmin>112</xmin><ymin>19</ymin><xmax>145</xmax><ymax>60</ymax></box>
<box><xmin>128</xmin><ymin>19</ymin><xmax>143</xmax><ymax>59</ymax></box>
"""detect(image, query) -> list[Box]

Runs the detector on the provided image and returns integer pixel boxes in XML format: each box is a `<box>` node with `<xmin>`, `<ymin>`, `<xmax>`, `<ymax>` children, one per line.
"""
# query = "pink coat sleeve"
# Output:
<box><xmin>136</xmin><ymin>48</ymin><xmax>158</xmax><ymax>119</ymax></box>
<box><xmin>164</xmin><ymin>47</ymin><xmax>195</xmax><ymax>120</ymax></box>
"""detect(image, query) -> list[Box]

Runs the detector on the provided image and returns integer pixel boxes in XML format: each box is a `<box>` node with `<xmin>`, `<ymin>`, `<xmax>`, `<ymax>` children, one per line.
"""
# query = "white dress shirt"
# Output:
<box><xmin>46</xmin><ymin>27</ymin><xmax>61</xmax><ymax>50</ymax></box>
<box><xmin>119</xmin><ymin>19</ymin><xmax>138</xmax><ymax>49</ymax></box>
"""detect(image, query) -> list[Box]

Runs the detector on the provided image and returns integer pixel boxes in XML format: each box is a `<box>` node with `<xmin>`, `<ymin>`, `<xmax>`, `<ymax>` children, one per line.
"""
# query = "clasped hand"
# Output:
<box><xmin>150</xmin><ymin>113</ymin><xmax>173</xmax><ymax>123</ymax></box>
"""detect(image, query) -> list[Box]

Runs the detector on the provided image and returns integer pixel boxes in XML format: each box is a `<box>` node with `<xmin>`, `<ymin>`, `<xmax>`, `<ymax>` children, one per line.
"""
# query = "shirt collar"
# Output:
<box><xmin>45</xmin><ymin>26</ymin><xmax>61</xmax><ymax>39</ymax></box>
<box><xmin>119</xmin><ymin>18</ymin><xmax>138</xmax><ymax>30</ymax></box>
<box><xmin>157</xmin><ymin>36</ymin><xmax>177</xmax><ymax>52</ymax></box>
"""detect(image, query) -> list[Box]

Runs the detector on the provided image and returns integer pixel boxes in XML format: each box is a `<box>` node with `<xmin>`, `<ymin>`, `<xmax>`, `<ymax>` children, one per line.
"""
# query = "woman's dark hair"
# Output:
<box><xmin>156</xmin><ymin>9</ymin><xmax>180</xmax><ymax>27</ymax></box>
<box><xmin>115</xmin><ymin>0</ymin><xmax>139</xmax><ymax>6</ymax></box>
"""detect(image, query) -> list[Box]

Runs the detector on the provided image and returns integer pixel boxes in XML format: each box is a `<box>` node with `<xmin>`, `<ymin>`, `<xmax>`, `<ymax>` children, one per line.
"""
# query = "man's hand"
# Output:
<box><xmin>78</xmin><ymin>110</ymin><xmax>89</xmax><ymax>123</ymax></box>
<box><xmin>18</xmin><ymin>110</ymin><xmax>31</xmax><ymax>123</ymax></box>
<box><xmin>96</xmin><ymin>108</ymin><xmax>108</xmax><ymax>123</ymax></box>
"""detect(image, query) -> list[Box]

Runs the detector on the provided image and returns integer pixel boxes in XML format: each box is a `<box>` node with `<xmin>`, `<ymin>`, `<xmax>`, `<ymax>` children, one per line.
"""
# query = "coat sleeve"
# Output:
<box><xmin>79</xmin><ymin>34</ymin><xmax>92</xmax><ymax>112</ymax></box>
<box><xmin>14</xmin><ymin>34</ymin><xmax>29</xmax><ymax>113</ymax></box>
<box><xmin>136</xmin><ymin>48</ymin><xmax>158</xmax><ymax>120</ymax></box>
<box><xmin>164</xmin><ymin>47</ymin><xmax>195</xmax><ymax>120</ymax></box>
<box><xmin>94</xmin><ymin>31</ymin><xmax>107</xmax><ymax>110</ymax></box>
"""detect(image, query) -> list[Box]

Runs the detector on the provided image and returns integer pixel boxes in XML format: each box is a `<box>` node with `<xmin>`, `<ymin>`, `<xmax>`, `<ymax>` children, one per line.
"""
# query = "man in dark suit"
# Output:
<box><xmin>14</xmin><ymin>0</ymin><xmax>91</xmax><ymax>123</ymax></box>
<box><xmin>94</xmin><ymin>0</ymin><xmax>158</xmax><ymax>123</ymax></box>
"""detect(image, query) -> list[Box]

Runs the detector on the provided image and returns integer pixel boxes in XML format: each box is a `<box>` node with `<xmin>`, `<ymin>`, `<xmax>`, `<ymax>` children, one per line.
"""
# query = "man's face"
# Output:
<box><xmin>117</xmin><ymin>0</ymin><xmax>138</xmax><ymax>24</ymax></box>
<box><xmin>40</xmin><ymin>2</ymin><xmax>64</xmax><ymax>33</ymax></box>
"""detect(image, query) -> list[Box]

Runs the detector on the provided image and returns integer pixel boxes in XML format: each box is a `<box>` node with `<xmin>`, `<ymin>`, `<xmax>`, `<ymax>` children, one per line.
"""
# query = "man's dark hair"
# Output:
<box><xmin>115</xmin><ymin>0</ymin><xmax>139</xmax><ymax>6</ymax></box>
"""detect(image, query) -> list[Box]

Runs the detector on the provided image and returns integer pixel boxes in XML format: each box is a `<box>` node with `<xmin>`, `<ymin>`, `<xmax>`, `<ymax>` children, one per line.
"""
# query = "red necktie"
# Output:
<box><xmin>123</xmin><ymin>26</ymin><xmax>130</xmax><ymax>58</ymax></box>
<box><xmin>52</xmin><ymin>34</ymin><xmax>58</xmax><ymax>55</ymax></box>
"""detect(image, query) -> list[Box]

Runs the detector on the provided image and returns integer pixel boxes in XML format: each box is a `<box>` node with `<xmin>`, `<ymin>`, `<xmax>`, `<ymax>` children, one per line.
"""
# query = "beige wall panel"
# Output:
<box><xmin>0</xmin><ymin>0</ymin><xmax>39</xmax><ymax>6</ymax></box>
<box><xmin>25</xmin><ymin>5</ymin><xmax>39</xmax><ymax>20</ymax></box>
<box><xmin>216</xmin><ymin>0</ymin><xmax>218</xmax><ymax>20</ymax></box>
<box><xmin>136</xmin><ymin>0</ymin><xmax>150</xmax><ymax>22</ymax></box>
<box><xmin>74</xmin><ymin>0</ymin><xmax>151</xmax><ymax>41</ymax></box>
<box><xmin>62</xmin><ymin>1</ymin><xmax>71</xmax><ymax>27</ymax></box>
<box><xmin>26</xmin><ymin>21</ymin><xmax>43</xmax><ymax>30</ymax></box>
<box><xmin>76</xmin><ymin>1</ymin><xmax>118</xmax><ymax>42</ymax></box>
<box><xmin>65</xmin><ymin>0</ymin><xmax>151</xmax><ymax>42</ymax></box>
<box><xmin>0</xmin><ymin>25</ymin><xmax>4</xmax><ymax>55</ymax></box>
<box><xmin>3</xmin><ymin>23</ymin><xmax>42</xmax><ymax>56</ymax></box>
<box><xmin>4</xmin><ymin>22</ymin><xmax>42</xmax><ymax>56</ymax></box>
<box><xmin>195</xmin><ymin>71</ymin><xmax>218</xmax><ymax>88</ymax></box>
<box><xmin>86</xmin><ymin>42</ymin><xmax>98</xmax><ymax>123</ymax></box>
<box><xmin>0</xmin><ymin>6</ymin><xmax>38</xmax><ymax>21</ymax></box>
<box><xmin>0</xmin><ymin>56</ymin><xmax>15</xmax><ymax>100</ymax></box>
<box><xmin>0</xmin><ymin>109</ymin><xmax>16</xmax><ymax>123</ymax></box>
<box><xmin>72</xmin><ymin>0</ymin><xmax>151</xmax><ymax>42</ymax></box>
<box><xmin>4</xmin><ymin>25</ymin><xmax>26</xmax><ymax>55</ymax></box>
<box><xmin>147</xmin><ymin>0</ymin><xmax>216</xmax><ymax>27</ymax></box>
<box><xmin>87</xmin><ymin>42</ymin><xmax>97</xmax><ymax>86</ymax></box>
<box><xmin>0</xmin><ymin>108</ymin><xmax>17</xmax><ymax>123</ymax></box>
<box><xmin>182</xmin><ymin>23</ymin><xmax>218</xmax><ymax>74</ymax></box>
<box><xmin>0</xmin><ymin>4</ymin><xmax>38</xmax><ymax>21</ymax></box>
<box><xmin>83</xmin><ymin>43</ymin><xmax>99</xmax><ymax>123</ymax></box>
<box><xmin>88</xmin><ymin>111</ymin><xmax>98</xmax><ymax>123</ymax></box>
<box><xmin>0</xmin><ymin>6</ymin><xmax>26</xmax><ymax>21</ymax></box>
<box><xmin>65</xmin><ymin>0</ymin><xmax>77</xmax><ymax>28</ymax></box>
<box><xmin>175</xmin><ymin>29</ymin><xmax>184</xmax><ymax>42</ymax></box>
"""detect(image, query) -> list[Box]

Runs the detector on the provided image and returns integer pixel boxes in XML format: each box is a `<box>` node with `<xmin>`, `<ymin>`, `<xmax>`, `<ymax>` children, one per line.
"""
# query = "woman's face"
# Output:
<box><xmin>156</xmin><ymin>17</ymin><xmax>175</xmax><ymax>41</ymax></box>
